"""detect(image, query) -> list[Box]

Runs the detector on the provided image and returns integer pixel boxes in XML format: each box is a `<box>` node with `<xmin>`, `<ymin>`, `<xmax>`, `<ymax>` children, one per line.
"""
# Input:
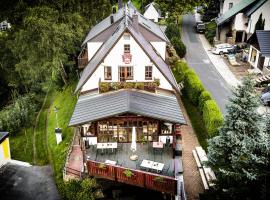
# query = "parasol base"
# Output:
<box><xmin>129</xmin><ymin>154</ymin><xmax>138</xmax><ymax>161</ymax></box>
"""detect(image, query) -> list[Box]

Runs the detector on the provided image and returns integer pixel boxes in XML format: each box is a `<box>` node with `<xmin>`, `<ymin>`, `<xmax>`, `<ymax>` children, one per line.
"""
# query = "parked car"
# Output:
<box><xmin>261</xmin><ymin>85</ymin><xmax>270</xmax><ymax>106</ymax></box>
<box><xmin>196</xmin><ymin>22</ymin><xmax>205</xmax><ymax>33</ymax></box>
<box><xmin>211</xmin><ymin>43</ymin><xmax>235</xmax><ymax>55</ymax></box>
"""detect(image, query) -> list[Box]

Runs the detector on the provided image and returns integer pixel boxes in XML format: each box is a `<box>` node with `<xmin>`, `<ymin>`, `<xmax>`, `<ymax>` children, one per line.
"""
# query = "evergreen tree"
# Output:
<box><xmin>207</xmin><ymin>76</ymin><xmax>268</xmax><ymax>199</ymax></box>
<box><xmin>255</xmin><ymin>13</ymin><xmax>265</xmax><ymax>31</ymax></box>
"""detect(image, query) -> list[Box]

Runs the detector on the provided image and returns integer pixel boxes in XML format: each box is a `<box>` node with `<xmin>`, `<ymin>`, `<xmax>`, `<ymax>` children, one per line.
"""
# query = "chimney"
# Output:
<box><xmin>118</xmin><ymin>0</ymin><xmax>123</xmax><ymax>9</ymax></box>
<box><xmin>132</xmin><ymin>14</ymin><xmax>139</xmax><ymax>32</ymax></box>
<box><xmin>110</xmin><ymin>15</ymin><xmax>114</xmax><ymax>24</ymax></box>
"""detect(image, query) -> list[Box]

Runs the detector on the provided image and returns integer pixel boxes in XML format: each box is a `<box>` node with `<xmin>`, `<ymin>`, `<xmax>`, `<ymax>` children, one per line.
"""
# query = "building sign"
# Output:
<box><xmin>122</xmin><ymin>53</ymin><xmax>132</xmax><ymax>64</ymax></box>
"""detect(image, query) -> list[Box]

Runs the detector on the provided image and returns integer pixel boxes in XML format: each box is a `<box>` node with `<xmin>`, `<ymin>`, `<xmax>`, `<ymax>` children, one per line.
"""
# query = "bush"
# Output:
<box><xmin>165</xmin><ymin>23</ymin><xmax>180</xmax><ymax>40</ymax></box>
<box><xmin>202</xmin><ymin>100</ymin><xmax>223</xmax><ymax>137</ymax></box>
<box><xmin>99</xmin><ymin>82</ymin><xmax>110</xmax><ymax>93</ymax></box>
<box><xmin>184</xmin><ymin>69</ymin><xmax>205</xmax><ymax>106</ymax></box>
<box><xmin>172</xmin><ymin>60</ymin><xmax>189</xmax><ymax>83</ymax></box>
<box><xmin>199</xmin><ymin>91</ymin><xmax>212</xmax><ymax>112</ymax></box>
<box><xmin>205</xmin><ymin>22</ymin><xmax>217</xmax><ymax>45</ymax></box>
<box><xmin>171</xmin><ymin>36</ymin><xmax>186</xmax><ymax>58</ymax></box>
<box><xmin>0</xmin><ymin>94</ymin><xmax>37</xmax><ymax>133</ymax></box>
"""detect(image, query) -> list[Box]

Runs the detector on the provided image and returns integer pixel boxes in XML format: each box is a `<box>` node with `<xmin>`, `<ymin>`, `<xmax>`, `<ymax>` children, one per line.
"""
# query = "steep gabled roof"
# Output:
<box><xmin>245</xmin><ymin>0</ymin><xmax>267</xmax><ymax>17</ymax></box>
<box><xmin>216</xmin><ymin>0</ymin><xmax>256</xmax><ymax>26</ymax></box>
<box><xmin>82</xmin><ymin>1</ymin><xmax>168</xmax><ymax>45</ymax></box>
<box><xmin>75</xmin><ymin>16</ymin><xmax>179</xmax><ymax>93</ymax></box>
<box><xmin>144</xmin><ymin>2</ymin><xmax>162</xmax><ymax>17</ymax></box>
<box><xmin>69</xmin><ymin>90</ymin><xmax>186</xmax><ymax>126</ymax></box>
<box><xmin>248</xmin><ymin>30</ymin><xmax>270</xmax><ymax>57</ymax></box>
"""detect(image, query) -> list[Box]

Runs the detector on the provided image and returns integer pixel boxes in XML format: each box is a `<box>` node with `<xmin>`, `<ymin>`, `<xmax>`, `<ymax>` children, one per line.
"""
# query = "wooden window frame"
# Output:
<box><xmin>145</xmin><ymin>66</ymin><xmax>153</xmax><ymax>80</ymax></box>
<box><xmin>119</xmin><ymin>66</ymin><xmax>133</xmax><ymax>81</ymax></box>
<box><xmin>104</xmin><ymin>66</ymin><xmax>112</xmax><ymax>80</ymax></box>
<box><xmin>124</xmin><ymin>44</ymin><xmax>130</xmax><ymax>53</ymax></box>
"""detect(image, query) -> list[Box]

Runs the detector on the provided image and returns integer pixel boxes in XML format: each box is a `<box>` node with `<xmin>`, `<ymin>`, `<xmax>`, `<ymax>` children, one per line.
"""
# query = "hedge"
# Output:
<box><xmin>184</xmin><ymin>69</ymin><xmax>205</xmax><ymax>106</ymax></box>
<box><xmin>165</xmin><ymin>23</ymin><xmax>181</xmax><ymax>40</ymax></box>
<box><xmin>172</xmin><ymin>60</ymin><xmax>189</xmax><ymax>83</ymax></box>
<box><xmin>171</xmin><ymin>36</ymin><xmax>186</xmax><ymax>58</ymax></box>
<box><xmin>202</xmin><ymin>100</ymin><xmax>223</xmax><ymax>137</ymax></box>
<box><xmin>205</xmin><ymin>22</ymin><xmax>217</xmax><ymax>45</ymax></box>
<box><xmin>199</xmin><ymin>91</ymin><xmax>212</xmax><ymax>112</ymax></box>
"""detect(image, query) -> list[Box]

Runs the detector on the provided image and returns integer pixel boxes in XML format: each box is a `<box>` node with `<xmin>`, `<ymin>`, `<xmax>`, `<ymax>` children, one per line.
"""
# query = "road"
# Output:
<box><xmin>181</xmin><ymin>14</ymin><xmax>231</xmax><ymax>114</ymax></box>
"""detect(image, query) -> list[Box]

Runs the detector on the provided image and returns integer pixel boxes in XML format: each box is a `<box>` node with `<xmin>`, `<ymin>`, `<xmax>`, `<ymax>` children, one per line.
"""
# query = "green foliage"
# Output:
<box><xmin>202</xmin><ymin>100</ymin><xmax>223</xmax><ymax>137</ymax></box>
<box><xmin>135</xmin><ymin>82</ymin><xmax>144</xmax><ymax>90</ymax></box>
<box><xmin>255</xmin><ymin>13</ymin><xmax>265</xmax><ymax>31</ymax></box>
<box><xmin>165</xmin><ymin>24</ymin><xmax>181</xmax><ymax>40</ymax></box>
<box><xmin>207</xmin><ymin>76</ymin><xmax>268</xmax><ymax>199</ymax></box>
<box><xmin>183</xmin><ymin>69</ymin><xmax>205</xmax><ymax>106</ymax></box>
<box><xmin>171</xmin><ymin>36</ymin><xmax>186</xmax><ymax>58</ymax></box>
<box><xmin>0</xmin><ymin>94</ymin><xmax>37</xmax><ymax>133</ymax></box>
<box><xmin>172</xmin><ymin>60</ymin><xmax>189</xmax><ymax>83</ymax></box>
<box><xmin>59</xmin><ymin>178</ymin><xmax>103</xmax><ymax>200</ymax></box>
<box><xmin>199</xmin><ymin>91</ymin><xmax>212</xmax><ymax>112</ymax></box>
<box><xmin>123</xmin><ymin>169</ymin><xmax>134</xmax><ymax>178</ymax></box>
<box><xmin>99</xmin><ymin>82</ymin><xmax>110</xmax><ymax>93</ymax></box>
<box><xmin>205</xmin><ymin>22</ymin><xmax>216</xmax><ymax>45</ymax></box>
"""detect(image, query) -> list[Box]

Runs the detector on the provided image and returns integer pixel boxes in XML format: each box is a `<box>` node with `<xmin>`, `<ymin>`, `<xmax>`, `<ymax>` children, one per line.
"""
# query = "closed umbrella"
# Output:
<box><xmin>130</xmin><ymin>126</ymin><xmax>138</xmax><ymax>160</ymax></box>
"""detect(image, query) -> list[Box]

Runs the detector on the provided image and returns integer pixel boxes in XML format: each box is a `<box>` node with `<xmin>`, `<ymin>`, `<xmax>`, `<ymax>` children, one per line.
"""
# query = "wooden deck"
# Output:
<box><xmin>85</xmin><ymin>143</ymin><xmax>183</xmax><ymax>195</ymax></box>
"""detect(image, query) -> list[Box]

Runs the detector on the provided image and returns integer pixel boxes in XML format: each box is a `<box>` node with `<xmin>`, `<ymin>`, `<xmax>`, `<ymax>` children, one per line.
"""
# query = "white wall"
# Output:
<box><xmin>248</xmin><ymin>45</ymin><xmax>260</xmax><ymax>68</ymax></box>
<box><xmin>87</xmin><ymin>42</ymin><xmax>103</xmax><ymax>61</ymax></box>
<box><xmin>233</xmin><ymin>13</ymin><xmax>248</xmax><ymax>31</ymax></box>
<box><xmin>81</xmin><ymin>33</ymin><xmax>172</xmax><ymax>92</ymax></box>
<box><xmin>247</xmin><ymin>0</ymin><xmax>270</xmax><ymax>34</ymax></box>
<box><xmin>143</xmin><ymin>4</ymin><xmax>159</xmax><ymax>23</ymax></box>
<box><xmin>150</xmin><ymin>42</ymin><xmax>166</xmax><ymax>60</ymax></box>
<box><xmin>222</xmin><ymin>0</ymin><xmax>241</xmax><ymax>14</ymax></box>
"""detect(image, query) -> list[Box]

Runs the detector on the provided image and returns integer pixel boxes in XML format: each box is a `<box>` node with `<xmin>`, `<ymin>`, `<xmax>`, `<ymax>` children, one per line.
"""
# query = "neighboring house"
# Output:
<box><xmin>0</xmin><ymin>20</ymin><xmax>11</xmax><ymax>31</ymax></box>
<box><xmin>143</xmin><ymin>2</ymin><xmax>162</xmax><ymax>23</ymax></box>
<box><xmin>70</xmin><ymin>1</ymin><xmax>185</xmax><ymax>198</ymax></box>
<box><xmin>247</xmin><ymin>30</ymin><xmax>270</xmax><ymax>74</ymax></box>
<box><xmin>0</xmin><ymin>132</ymin><xmax>11</xmax><ymax>167</ymax></box>
<box><xmin>216</xmin><ymin>0</ymin><xmax>270</xmax><ymax>44</ymax></box>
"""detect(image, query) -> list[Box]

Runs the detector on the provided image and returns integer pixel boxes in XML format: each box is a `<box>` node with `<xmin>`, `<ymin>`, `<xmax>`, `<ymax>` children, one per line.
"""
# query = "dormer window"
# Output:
<box><xmin>124</xmin><ymin>44</ymin><xmax>130</xmax><ymax>53</ymax></box>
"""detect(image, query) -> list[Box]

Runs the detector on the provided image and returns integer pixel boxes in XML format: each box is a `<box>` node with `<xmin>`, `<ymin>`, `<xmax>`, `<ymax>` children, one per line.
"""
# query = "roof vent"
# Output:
<box><xmin>110</xmin><ymin>15</ymin><xmax>114</xmax><ymax>24</ymax></box>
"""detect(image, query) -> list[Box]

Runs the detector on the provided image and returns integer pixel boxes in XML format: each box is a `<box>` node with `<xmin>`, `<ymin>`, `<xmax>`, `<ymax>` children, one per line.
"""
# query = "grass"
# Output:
<box><xmin>181</xmin><ymin>94</ymin><xmax>208</xmax><ymax>150</ymax></box>
<box><xmin>47</xmin><ymin>83</ymin><xmax>77</xmax><ymax>184</ymax></box>
<box><xmin>10</xmin><ymin>127</ymin><xmax>34</xmax><ymax>163</ymax></box>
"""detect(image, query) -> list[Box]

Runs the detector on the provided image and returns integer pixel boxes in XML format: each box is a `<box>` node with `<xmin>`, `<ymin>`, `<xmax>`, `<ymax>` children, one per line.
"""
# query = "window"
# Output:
<box><xmin>124</xmin><ymin>44</ymin><xmax>130</xmax><ymax>53</ymax></box>
<box><xmin>251</xmin><ymin>48</ymin><xmax>257</xmax><ymax>63</ymax></box>
<box><xmin>119</xmin><ymin>66</ymin><xmax>133</xmax><ymax>81</ymax></box>
<box><xmin>104</xmin><ymin>66</ymin><xmax>112</xmax><ymax>80</ymax></box>
<box><xmin>145</xmin><ymin>66</ymin><xmax>153</xmax><ymax>80</ymax></box>
<box><xmin>229</xmin><ymin>3</ymin><xmax>233</xmax><ymax>9</ymax></box>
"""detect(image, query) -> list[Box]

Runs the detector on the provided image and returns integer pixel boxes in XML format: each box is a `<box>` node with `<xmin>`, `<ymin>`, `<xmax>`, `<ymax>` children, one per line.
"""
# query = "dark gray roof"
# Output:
<box><xmin>69</xmin><ymin>90</ymin><xmax>185</xmax><ymax>126</ymax></box>
<box><xmin>82</xmin><ymin>2</ymin><xmax>168</xmax><ymax>45</ymax></box>
<box><xmin>245</xmin><ymin>0</ymin><xmax>267</xmax><ymax>17</ymax></box>
<box><xmin>75</xmin><ymin>16</ymin><xmax>179</xmax><ymax>93</ymax></box>
<box><xmin>0</xmin><ymin>132</ymin><xmax>9</xmax><ymax>143</ymax></box>
<box><xmin>256</xmin><ymin>30</ymin><xmax>270</xmax><ymax>57</ymax></box>
<box><xmin>216</xmin><ymin>0</ymin><xmax>256</xmax><ymax>26</ymax></box>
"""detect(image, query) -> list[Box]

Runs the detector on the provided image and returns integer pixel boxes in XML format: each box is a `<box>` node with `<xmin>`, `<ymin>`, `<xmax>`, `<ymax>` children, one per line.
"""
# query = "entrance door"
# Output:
<box><xmin>258</xmin><ymin>55</ymin><xmax>265</xmax><ymax>71</ymax></box>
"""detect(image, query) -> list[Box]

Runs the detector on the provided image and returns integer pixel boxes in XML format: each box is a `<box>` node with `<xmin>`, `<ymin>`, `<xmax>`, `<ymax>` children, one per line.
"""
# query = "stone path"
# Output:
<box><xmin>179</xmin><ymin>101</ymin><xmax>204</xmax><ymax>200</ymax></box>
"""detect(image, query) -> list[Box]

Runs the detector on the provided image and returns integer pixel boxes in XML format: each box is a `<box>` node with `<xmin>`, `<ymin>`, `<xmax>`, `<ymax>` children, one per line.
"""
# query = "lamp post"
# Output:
<box><xmin>54</xmin><ymin>106</ymin><xmax>62</xmax><ymax>144</ymax></box>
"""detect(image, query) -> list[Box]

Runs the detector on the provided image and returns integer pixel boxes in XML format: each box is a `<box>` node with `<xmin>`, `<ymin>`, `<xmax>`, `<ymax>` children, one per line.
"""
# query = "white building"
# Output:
<box><xmin>143</xmin><ymin>2</ymin><xmax>162</xmax><ymax>23</ymax></box>
<box><xmin>216</xmin><ymin>0</ymin><xmax>270</xmax><ymax>44</ymax></box>
<box><xmin>0</xmin><ymin>20</ymin><xmax>11</xmax><ymax>31</ymax></box>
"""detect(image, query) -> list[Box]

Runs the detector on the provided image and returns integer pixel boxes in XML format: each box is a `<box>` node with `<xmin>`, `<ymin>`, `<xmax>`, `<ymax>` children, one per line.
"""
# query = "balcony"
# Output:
<box><xmin>78</xmin><ymin>47</ymin><xmax>88</xmax><ymax>69</ymax></box>
<box><xmin>85</xmin><ymin>142</ymin><xmax>183</xmax><ymax>195</ymax></box>
<box><xmin>99</xmin><ymin>79</ymin><xmax>160</xmax><ymax>93</ymax></box>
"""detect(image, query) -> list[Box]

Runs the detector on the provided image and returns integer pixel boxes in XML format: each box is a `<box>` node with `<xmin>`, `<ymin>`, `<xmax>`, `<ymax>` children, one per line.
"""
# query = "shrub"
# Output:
<box><xmin>165</xmin><ymin>23</ymin><xmax>180</xmax><ymax>40</ymax></box>
<box><xmin>99</xmin><ymin>82</ymin><xmax>109</xmax><ymax>93</ymax></box>
<box><xmin>202</xmin><ymin>100</ymin><xmax>223</xmax><ymax>137</ymax></box>
<box><xmin>124</xmin><ymin>82</ymin><xmax>135</xmax><ymax>89</ymax></box>
<box><xmin>199</xmin><ymin>91</ymin><xmax>212</xmax><ymax>112</ymax></box>
<box><xmin>184</xmin><ymin>69</ymin><xmax>205</xmax><ymax>106</ymax></box>
<box><xmin>205</xmin><ymin>22</ymin><xmax>217</xmax><ymax>45</ymax></box>
<box><xmin>171</xmin><ymin>36</ymin><xmax>186</xmax><ymax>58</ymax></box>
<box><xmin>135</xmin><ymin>82</ymin><xmax>144</xmax><ymax>90</ymax></box>
<box><xmin>172</xmin><ymin>60</ymin><xmax>189</xmax><ymax>83</ymax></box>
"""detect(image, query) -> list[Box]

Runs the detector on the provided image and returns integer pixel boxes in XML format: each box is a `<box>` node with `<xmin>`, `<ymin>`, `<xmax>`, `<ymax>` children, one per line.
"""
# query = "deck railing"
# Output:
<box><xmin>87</xmin><ymin>160</ymin><xmax>177</xmax><ymax>195</ymax></box>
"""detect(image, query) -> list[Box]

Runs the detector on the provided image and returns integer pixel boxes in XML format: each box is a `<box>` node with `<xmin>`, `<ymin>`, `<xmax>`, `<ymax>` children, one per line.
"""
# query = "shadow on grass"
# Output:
<box><xmin>181</xmin><ymin>95</ymin><xmax>208</xmax><ymax>150</ymax></box>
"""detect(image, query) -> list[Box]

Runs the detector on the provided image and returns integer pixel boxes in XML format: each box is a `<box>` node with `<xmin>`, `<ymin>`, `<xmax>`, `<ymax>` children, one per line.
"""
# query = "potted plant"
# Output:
<box><xmin>140</xmin><ymin>135</ymin><xmax>146</xmax><ymax>145</ymax></box>
<box><xmin>153</xmin><ymin>176</ymin><xmax>166</xmax><ymax>183</ymax></box>
<box><xmin>123</xmin><ymin>169</ymin><xmax>134</xmax><ymax>178</ymax></box>
<box><xmin>98</xmin><ymin>163</ymin><xmax>107</xmax><ymax>170</ymax></box>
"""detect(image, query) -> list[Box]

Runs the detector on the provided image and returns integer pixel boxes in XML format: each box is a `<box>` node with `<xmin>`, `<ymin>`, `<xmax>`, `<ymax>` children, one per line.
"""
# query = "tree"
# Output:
<box><xmin>207</xmin><ymin>76</ymin><xmax>269</xmax><ymax>199</ymax></box>
<box><xmin>60</xmin><ymin>178</ymin><xmax>103</xmax><ymax>200</ymax></box>
<box><xmin>255</xmin><ymin>13</ymin><xmax>265</xmax><ymax>31</ymax></box>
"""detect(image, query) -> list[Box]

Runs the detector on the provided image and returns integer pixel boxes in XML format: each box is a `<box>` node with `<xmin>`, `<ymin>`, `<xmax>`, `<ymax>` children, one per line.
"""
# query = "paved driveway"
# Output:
<box><xmin>181</xmin><ymin>14</ymin><xmax>231</xmax><ymax>114</ymax></box>
<box><xmin>0</xmin><ymin>163</ymin><xmax>60</xmax><ymax>200</ymax></box>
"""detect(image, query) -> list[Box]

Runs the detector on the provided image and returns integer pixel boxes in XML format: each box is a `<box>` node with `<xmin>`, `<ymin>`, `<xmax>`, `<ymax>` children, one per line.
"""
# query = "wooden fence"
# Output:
<box><xmin>87</xmin><ymin>160</ymin><xmax>177</xmax><ymax>195</ymax></box>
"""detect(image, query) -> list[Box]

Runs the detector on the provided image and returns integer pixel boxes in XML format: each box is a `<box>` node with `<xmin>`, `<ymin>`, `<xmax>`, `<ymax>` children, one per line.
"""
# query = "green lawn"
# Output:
<box><xmin>181</xmin><ymin>95</ymin><xmax>208</xmax><ymax>149</ymax></box>
<box><xmin>46</xmin><ymin>83</ymin><xmax>77</xmax><ymax>184</ymax></box>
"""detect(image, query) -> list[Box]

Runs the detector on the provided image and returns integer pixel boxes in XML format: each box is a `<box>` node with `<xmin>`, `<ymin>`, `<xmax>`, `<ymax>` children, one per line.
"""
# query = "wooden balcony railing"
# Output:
<box><xmin>87</xmin><ymin>160</ymin><xmax>177</xmax><ymax>195</ymax></box>
<box><xmin>78</xmin><ymin>57</ymin><xmax>88</xmax><ymax>69</ymax></box>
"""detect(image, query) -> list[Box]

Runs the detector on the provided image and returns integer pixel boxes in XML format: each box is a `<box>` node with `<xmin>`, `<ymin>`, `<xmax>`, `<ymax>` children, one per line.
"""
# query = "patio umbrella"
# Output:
<box><xmin>130</xmin><ymin>126</ymin><xmax>138</xmax><ymax>161</ymax></box>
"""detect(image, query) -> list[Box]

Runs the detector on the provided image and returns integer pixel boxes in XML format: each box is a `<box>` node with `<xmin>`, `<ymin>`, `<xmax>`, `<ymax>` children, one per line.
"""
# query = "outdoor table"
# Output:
<box><xmin>105</xmin><ymin>160</ymin><xmax>117</xmax><ymax>165</ymax></box>
<box><xmin>88</xmin><ymin>137</ymin><xmax>97</xmax><ymax>145</ymax></box>
<box><xmin>153</xmin><ymin>142</ymin><xmax>164</xmax><ymax>148</ymax></box>
<box><xmin>151</xmin><ymin>161</ymin><xmax>164</xmax><ymax>173</ymax></box>
<box><xmin>97</xmin><ymin>142</ymin><xmax>117</xmax><ymax>153</ymax></box>
<box><xmin>140</xmin><ymin>159</ymin><xmax>154</xmax><ymax>169</ymax></box>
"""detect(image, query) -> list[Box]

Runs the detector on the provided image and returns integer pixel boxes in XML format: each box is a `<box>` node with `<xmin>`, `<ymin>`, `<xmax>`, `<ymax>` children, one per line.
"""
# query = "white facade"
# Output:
<box><xmin>82</xmin><ymin>33</ymin><xmax>172</xmax><ymax>92</ymax></box>
<box><xmin>143</xmin><ymin>3</ymin><xmax>160</xmax><ymax>23</ymax></box>
<box><xmin>248</xmin><ymin>45</ymin><xmax>270</xmax><ymax>74</ymax></box>
<box><xmin>246</xmin><ymin>0</ymin><xmax>270</xmax><ymax>34</ymax></box>
<box><xmin>221</xmin><ymin>0</ymin><xmax>241</xmax><ymax>14</ymax></box>
<box><xmin>233</xmin><ymin>13</ymin><xmax>248</xmax><ymax>31</ymax></box>
<box><xmin>87</xmin><ymin>42</ymin><xmax>102</xmax><ymax>61</ymax></box>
